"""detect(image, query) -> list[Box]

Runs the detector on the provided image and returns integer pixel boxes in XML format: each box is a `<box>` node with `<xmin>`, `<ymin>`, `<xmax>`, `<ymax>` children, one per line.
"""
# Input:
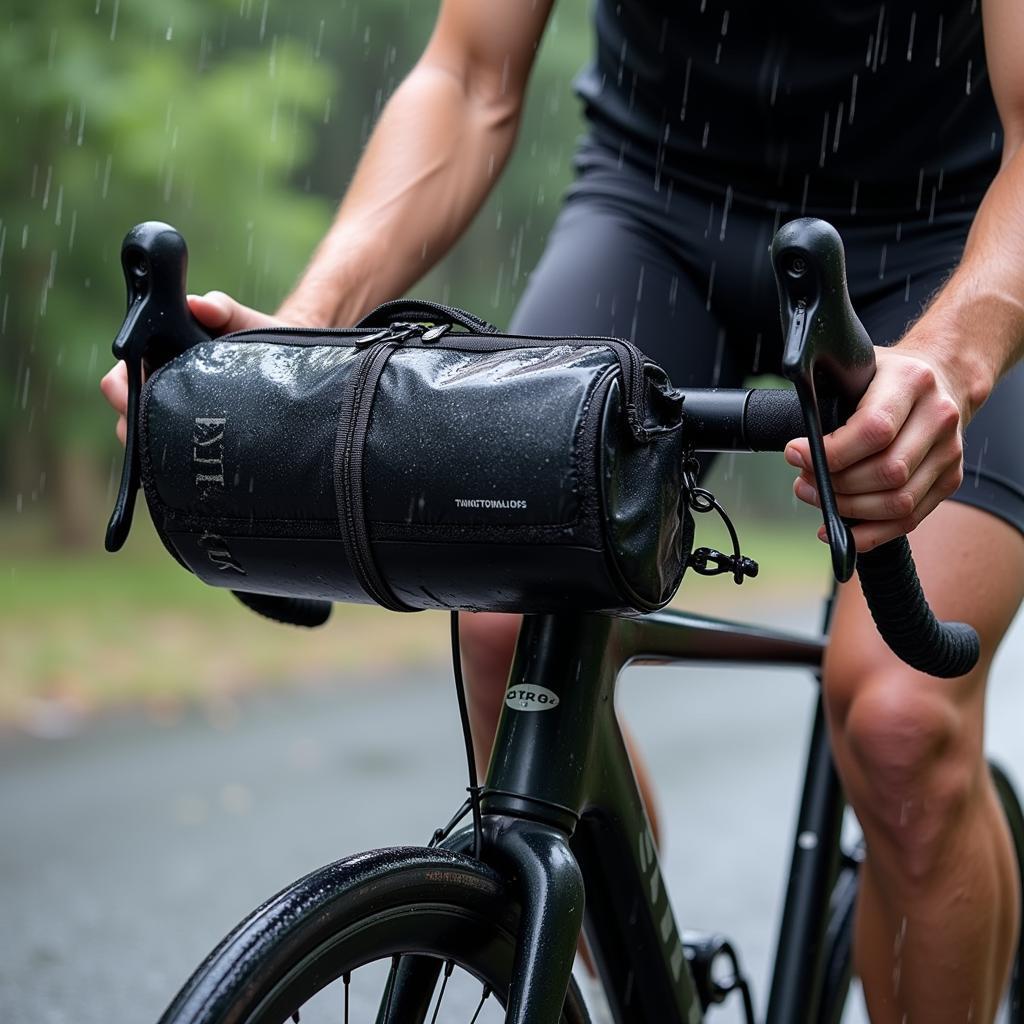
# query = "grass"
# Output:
<box><xmin>0</xmin><ymin>504</ymin><xmax>832</xmax><ymax>728</ymax></box>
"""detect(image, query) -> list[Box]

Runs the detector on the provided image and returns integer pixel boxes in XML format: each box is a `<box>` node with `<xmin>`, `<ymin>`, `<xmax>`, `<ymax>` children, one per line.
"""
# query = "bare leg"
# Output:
<box><xmin>824</xmin><ymin>502</ymin><xmax>1023</xmax><ymax>1023</ymax></box>
<box><xmin>458</xmin><ymin>611</ymin><xmax>662</xmax><ymax>843</ymax></box>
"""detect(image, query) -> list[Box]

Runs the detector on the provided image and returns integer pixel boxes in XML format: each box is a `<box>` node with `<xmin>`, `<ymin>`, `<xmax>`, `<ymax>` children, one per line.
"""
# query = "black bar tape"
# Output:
<box><xmin>856</xmin><ymin>538</ymin><xmax>979</xmax><ymax>678</ymax></box>
<box><xmin>743</xmin><ymin>390</ymin><xmax>805</xmax><ymax>452</ymax></box>
<box><xmin>232</xmin><ymin>591</ymin><xmax>332</xmax><ymax>628</ymax></box>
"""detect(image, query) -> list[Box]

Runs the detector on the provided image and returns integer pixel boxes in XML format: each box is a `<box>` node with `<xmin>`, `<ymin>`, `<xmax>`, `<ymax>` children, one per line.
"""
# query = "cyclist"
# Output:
<box><xmin>103</xmin><ymin>2</ymin><xmax>1024</xmax><ymax>1020</ymax></box>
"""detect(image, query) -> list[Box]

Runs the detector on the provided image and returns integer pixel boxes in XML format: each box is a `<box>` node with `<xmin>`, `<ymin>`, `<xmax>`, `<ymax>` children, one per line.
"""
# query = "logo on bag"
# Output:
<box><xmin>504</xmin><ymin>684</ymin><xmax>560</xmax><ymax>712</ymax></box>
<box><xmin>198</xmin><ymin>532</ymin><xmax>246</xmax><ymax>575</ymax></box>
<box><xmin>193</xmin><ymin>417</ymin><xmax>227</xmax><ymax>493</ymax></box>
<box><xmin>454</xmin><ymin>498</ymin><xmax>528</xmax><ymax>511</ymax></box>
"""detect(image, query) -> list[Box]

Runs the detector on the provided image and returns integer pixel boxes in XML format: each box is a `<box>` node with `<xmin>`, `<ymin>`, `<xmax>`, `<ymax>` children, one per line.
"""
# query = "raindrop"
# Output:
<box><xmin>21</xmin><ymin>224</ymin><xmax>29</xmax><ymax>249</ymax></box>
<box><xmin>76</xmin><ymin>100</ymin><xmax>87</xmax><ymax>146</ymax></box>
<box><xmin>701</xmin><ymin>121</ymin><xmax>710</xmax><ymax>149</ymax></box>
<box><xmin>915</xmin><ymin>168</ymin><xmax>924</xmax><ymax>210</ymax></box>
<box><xmin>904</xmin><ymin>274</ymin><xmax>911</xmax><ymax>301</ymax></box>
<box><xmin>705</xmin><ymin>261</ymin><xmax>717</xmax><ymax>311</ymax></box>
<box><xmin>905</xmin><ymin>12</ymin><xmax>916</xmax><ymax>61</ymax></box>
<box><xmin>109</xmin><ymin>0</ymin><xmax>120</xmax><ymax>42</ymax></box>
<box><xmin>719</xmin><ymin>186</ymin><xmax>733</xmax><ymax>242</ymax></box>
<box><xmin>47</xmin><ymin>29</ymin><xmax>58</xmax><ymax>69</ymax></box>
<box><xmin>165</xmin><ymin>23</ymin><xmax>173</xmax><ymax>42</ymax></box>
<box><xmin>934</xmin><ymin>15</ymin><xmax>943</xmax><ymax>67</ymax></box>
<box><xmin>0</xmin><ymin>223</ymin><xmax>5</xmax><ymax>275</ymax></box>
<box><xmin>68</xmin><ymin>209</ymin><xmax>77</xmax><ymax>253</ymax></box>
<box><xmin>878</xmin><ymin>244</ymin><xmax>887</xmax><ymax>280</ymax></box>
<box><xmin>927</xmin><ymin>185</ymin><xmax>937</xmax><ymax>223</ymax></box>
<box><xmin>833</xmin><ymin>103</ymin><xmax>843</xmax><ymax>153</ymax></box>
<box><xmin>314</xmin><ymin>19</ymin><xmax>325</xmax><ymax>60</ymax></box>
<box><xmin>679</xmin><ymin>58</ymin><xmax>692</xmax><ymax>121</ymax></box>
<box><xmin>54</xmin><ymin>185</ymin><xmax>63</xmax><ymax>226</ymax></box>
<box><xmin>848</xmin><ymin>74</ymin><xmax>858</xmax><ymax>124</ymax></box>
<box><xmin>259</xmin><ymin>0</ymin><xmax>269</xmax><ymax>42</ymax></box>
<box><xmin>712</xmin><ymin>327</ymin><xmax>725</xmax><ymax>386</ymax></box>
<box><xmin>850</xmin><ymin>179</ymin><xmax>859</xmax><ymax>215</ymax></box>
<box><xmin>800</xmin><ymin>173</ymin><xmax>810</xmax><ymax>215</ymax></box>
<box><xmin>819</xmin><ymin>112</ymin><xmax>830</xmax><ymax>168</ymax></box>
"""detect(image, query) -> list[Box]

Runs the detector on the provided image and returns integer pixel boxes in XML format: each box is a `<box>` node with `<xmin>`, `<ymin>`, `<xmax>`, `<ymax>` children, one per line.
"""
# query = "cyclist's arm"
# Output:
<box><xmin>101</xmin><ymin>0</ymin><xmax>553</xmax><ymax>433</ymax></box>
<box><xmin>278</xmin><ymin>0</ymin><xmax>554</xmax><ymax>327</ymax></box>
<box><xmin>786</xmin><ymin>0</ymin><xmax>1024</xmax><ymax>550</ymax></box>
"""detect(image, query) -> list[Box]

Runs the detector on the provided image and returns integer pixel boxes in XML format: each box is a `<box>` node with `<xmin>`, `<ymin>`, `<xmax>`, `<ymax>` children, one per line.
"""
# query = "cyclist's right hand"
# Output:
<box><xmin>99</xmin><ymin>291</ymin><xmax>283</xmax><ymax>446</ymax></box>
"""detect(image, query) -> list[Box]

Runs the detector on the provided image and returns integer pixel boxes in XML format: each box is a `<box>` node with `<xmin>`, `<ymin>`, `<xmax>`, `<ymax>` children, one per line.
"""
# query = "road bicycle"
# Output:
<box><xmin>108</xmin><ymin>219</ymin><xmax>1024</xmax><ymax>1023</ymax></box>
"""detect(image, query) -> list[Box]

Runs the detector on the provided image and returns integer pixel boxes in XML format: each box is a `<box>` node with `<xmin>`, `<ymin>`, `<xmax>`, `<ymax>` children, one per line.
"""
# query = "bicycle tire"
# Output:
<box><xmin>158</xmin><ymin>846</ymin><xmax>591</xmax><ymax>1024</ymax></box>
<box><xmin>818</xmin><ymin>761</ymin><xmax>1024</xmax><ymax>1023</ymax></box>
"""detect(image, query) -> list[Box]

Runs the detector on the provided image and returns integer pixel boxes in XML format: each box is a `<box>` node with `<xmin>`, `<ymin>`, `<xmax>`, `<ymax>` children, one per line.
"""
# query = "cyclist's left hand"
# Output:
<box><xmin>784</xmin><ymin>345</ymin><xmax>969</xmax><ymax>552</ymax></box>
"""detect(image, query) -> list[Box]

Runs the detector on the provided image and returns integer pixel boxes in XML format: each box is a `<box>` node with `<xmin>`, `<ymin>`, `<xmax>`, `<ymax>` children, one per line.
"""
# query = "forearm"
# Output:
<box><xmin>278</xmin><ymin>60</ymin><xmax>521</xmax><ymax>327</ymax></box>
<box><xmin>900</xmin><ymin>145</ymin><xmax>1024</xmax><ymax>415</ymax></box>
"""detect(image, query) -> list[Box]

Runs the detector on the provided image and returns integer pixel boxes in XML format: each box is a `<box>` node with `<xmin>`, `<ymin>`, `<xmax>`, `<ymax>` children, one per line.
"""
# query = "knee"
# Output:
<box><xmin>826</xmin><ymin>671</ymin><xmax>975</xmax><ymax>882</ymax></box>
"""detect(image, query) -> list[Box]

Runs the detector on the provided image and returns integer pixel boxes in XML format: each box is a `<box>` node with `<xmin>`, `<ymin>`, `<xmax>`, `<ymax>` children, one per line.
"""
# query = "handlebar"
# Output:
<box><xmin>103</xmin><ymin>217</ymin><xmax>980</xmax><ymax>676</ymax></box>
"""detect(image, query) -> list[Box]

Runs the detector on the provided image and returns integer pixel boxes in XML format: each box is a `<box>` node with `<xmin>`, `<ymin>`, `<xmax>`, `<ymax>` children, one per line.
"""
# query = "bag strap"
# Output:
<box><xmin>355</xmin><ymin>298</ymin><xmax>499</xmax><ymax>335</ymax></box>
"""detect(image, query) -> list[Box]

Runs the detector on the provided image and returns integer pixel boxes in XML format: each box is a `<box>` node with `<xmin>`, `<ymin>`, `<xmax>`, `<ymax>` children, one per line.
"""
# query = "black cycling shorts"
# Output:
<box><xmin>510</xmin><ymin>139</ymin><xmax>1024</xmax><ymax>537</ymax></box>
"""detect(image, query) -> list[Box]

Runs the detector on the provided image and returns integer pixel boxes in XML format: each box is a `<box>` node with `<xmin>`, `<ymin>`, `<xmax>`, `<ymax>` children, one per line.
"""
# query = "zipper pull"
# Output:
<box><xmin>355</xmin><ymin>328</ymin><xmax>393</xmax><ymax>347</ymax></box>
<box><xmin>421</xmin><ymin>323</ymin><xmax>451</xmax><ymax>342</ymax></box>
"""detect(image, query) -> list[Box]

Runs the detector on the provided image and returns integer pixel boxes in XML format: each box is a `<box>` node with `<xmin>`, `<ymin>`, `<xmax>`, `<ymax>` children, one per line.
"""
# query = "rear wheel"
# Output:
<box><xmin>818</xmin><ymin>761</ymin><xmax>1024</xmax><ymax>1023</ymax></box>
<box><xmin>159</xmin><ymin>847</ymin><xmax>590</xmax><ymax>1024</ymax></box>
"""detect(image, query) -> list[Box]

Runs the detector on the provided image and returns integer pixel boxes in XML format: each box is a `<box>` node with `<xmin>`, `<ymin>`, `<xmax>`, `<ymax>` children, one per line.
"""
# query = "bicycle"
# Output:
<box><xmin>107</xmin><ymin>218</ymin><xmax>1024</xmax><ymax>1023</ymax></box>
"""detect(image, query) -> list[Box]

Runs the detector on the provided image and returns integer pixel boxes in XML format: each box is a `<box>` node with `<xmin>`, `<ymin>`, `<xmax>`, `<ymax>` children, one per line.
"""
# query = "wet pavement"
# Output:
<box><xmin>2</xmin><ymin>602</ymin><xmax>1022</xmax><ymax>1024</ymax></box>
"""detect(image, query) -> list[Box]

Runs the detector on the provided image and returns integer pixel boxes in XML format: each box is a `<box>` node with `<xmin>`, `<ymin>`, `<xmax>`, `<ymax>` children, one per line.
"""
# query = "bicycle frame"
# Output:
<box><xmin>446</xmin><ymin>607</ymin><xmax>842</xmax><ymax>1024</ymax></box>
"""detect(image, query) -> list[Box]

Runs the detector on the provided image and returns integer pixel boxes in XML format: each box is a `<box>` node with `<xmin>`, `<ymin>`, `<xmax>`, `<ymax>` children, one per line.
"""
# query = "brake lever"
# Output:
<box><xmin>104</xmin><ymin>222</ymin><xmax>213</xmax><ymax>552</ymax></box>
<box><xmin>771</xmin><ymin>218</ymin><xmax>876</xmax><ymax>582</ymax></box>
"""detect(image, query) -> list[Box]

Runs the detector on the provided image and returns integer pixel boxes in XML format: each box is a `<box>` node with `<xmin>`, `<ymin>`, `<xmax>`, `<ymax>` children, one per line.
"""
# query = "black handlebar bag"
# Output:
<box><xmin>138</xmin><ymin>300</ymin><xmax>693</xmax><ymax>615</ymax></box>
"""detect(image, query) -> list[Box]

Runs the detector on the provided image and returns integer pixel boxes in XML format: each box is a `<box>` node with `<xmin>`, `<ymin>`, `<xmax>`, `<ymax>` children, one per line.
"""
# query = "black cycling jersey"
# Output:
<box><xmin>575</xmin><ymin>0</ymin><xmax>1002</xmax><ymax>214</ymax></box>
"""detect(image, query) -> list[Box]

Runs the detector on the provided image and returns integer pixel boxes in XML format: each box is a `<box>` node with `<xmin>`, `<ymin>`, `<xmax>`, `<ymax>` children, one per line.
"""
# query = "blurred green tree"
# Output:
<box><xmin>1</xmin><ymin>0</ymin><xmax>334</xmax><ymax>542</ymax></box>
<box><xmin>0</xmin><ymin>0</ymin><xmax>598</xmax><ymax>544</ymax></box>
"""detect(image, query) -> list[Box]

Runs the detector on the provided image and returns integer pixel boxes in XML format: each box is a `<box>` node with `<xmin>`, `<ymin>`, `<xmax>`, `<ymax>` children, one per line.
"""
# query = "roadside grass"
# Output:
<box><xmin>1</xmin><ymin>506</ymin><xmax>831</xmax><ymax>728</ymax></box>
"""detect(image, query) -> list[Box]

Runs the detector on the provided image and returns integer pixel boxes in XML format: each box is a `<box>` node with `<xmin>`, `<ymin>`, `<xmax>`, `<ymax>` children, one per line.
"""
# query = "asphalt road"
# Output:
<box><xmin>2</xmin><ymin>602</ymin><xmax>1023</xmax><ymax>1024</ymax></box>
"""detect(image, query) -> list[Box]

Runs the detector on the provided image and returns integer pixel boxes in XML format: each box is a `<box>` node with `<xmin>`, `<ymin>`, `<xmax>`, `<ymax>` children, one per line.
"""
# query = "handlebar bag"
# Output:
<box><xmin>137</xmin><ymin>299</ymin><xmax>693</xmax><ymax>615</ymax></box>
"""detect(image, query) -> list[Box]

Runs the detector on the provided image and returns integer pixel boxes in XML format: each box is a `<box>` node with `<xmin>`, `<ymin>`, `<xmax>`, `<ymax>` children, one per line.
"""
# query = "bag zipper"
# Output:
<box><xmin>222</xmin><ymin>324</ymin><xmax>653</xmax><ymax>440</ymax></box>
<box><xmin>334</xmin><ymin>340</ymin><xmax>416</xmax><ymax>612</ymax></box>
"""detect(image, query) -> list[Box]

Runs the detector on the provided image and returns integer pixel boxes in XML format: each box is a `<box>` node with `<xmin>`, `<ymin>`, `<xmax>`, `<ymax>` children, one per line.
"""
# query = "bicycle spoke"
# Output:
<box><xmin>428</xmin><ymin>960</ymin><xmax>455</xmax><ymax>1024</ymax></box>
<box><xmin>468</xmin><ymin>985</ymin><xmax>492</xmax><ymax>1024</ymax></box>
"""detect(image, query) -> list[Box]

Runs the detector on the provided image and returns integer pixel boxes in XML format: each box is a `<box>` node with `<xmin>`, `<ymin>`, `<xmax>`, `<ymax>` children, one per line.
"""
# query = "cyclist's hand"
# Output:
<box><xmin>99</xmin><ymin>292</ymin><xmax>283</xmax><ymax>446</ymax></box>
<box><xmin>784</xmin><ymin>346</ymin><xmax>967</xmax><ymax>552</ymax></box>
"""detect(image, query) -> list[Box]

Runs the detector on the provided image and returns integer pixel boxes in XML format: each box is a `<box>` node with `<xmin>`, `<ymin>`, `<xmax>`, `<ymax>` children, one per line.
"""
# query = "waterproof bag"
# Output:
<box><xmin>136</xmin><ymin>297</ymin><xmax>692</xmax><ymax>615</ymax></box>
<box><xmin>107</xmin><ymin>226</ymin><xmax>692</xmax><ymax>616</ymax></box>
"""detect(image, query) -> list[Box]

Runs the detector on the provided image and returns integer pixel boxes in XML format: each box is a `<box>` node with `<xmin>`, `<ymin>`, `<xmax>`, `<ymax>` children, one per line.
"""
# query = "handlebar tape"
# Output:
<box><xmin>744</xmin><ymin>390</ymin><xmax>808</xmax><ymax>451</ymax></box>
<box><xmin>231</xmin><ymin>591</ymin><xmax>332</xmax><ymax>628</ymax></box>
<box><xmin>856</xmin><ymin>537</ymin><xmax>980</xmax><ymax>678</ymax></box>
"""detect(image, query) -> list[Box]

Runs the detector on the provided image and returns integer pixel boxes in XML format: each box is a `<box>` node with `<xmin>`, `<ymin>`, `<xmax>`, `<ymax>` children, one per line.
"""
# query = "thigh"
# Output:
<box><xmin>511</xmin><ymin>194</ymin><xmax>743</xmax><ymax>389</ymax></box>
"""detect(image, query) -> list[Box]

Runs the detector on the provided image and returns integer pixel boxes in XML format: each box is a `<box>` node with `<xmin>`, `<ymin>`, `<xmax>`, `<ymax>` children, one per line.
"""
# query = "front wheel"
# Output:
<box><xmin>159</xmin><ymin>846</ymin><xmax>590</xmax><ymax>1024</ymax></box>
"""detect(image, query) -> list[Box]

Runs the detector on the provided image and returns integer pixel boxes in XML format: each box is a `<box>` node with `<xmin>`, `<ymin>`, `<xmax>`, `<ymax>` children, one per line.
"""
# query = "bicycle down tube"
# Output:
<box><xmin>450</xmin><ymin>608</ymin><xmax>826</xmax><ymax>1024</ymax></box>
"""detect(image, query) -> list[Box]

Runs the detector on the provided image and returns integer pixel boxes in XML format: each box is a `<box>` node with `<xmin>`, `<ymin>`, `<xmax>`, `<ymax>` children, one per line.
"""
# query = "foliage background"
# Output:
<box><xmin>0</xmin><ymin>1</ymin><xmax>824</xmax><ymax>726</ymax></box>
